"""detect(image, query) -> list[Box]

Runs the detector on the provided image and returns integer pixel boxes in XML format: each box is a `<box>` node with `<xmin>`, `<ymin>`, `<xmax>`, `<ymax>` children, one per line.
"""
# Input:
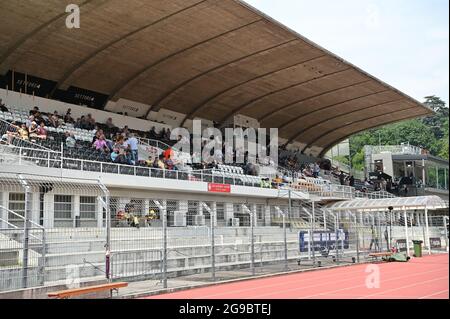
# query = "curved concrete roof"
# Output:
<box><xmin>0</xmin><ymin>0</ymin><xmax>432</xmax><ymax>157</ymax></box>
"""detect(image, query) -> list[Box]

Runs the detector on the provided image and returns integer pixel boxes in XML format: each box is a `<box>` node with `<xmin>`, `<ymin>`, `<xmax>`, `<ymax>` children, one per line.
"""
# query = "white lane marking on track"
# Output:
<box><xmin>418</xmin><ymin>289</ymin><xmax>449</xmax><ymax>299</ymax></box>
<box><xmin>359</xmin><ymin>276</ymin><xmax>449</xmax><ymax>299</ymax></box>
<box><xmin>244</xmin><ymin>264</ymin><xmax>443</xmax><ymax>299</ymax></box>
<box><xmin>298</xmin><ymin>268</ymin><xmax>445</xmax><ymax>299</ymax></box>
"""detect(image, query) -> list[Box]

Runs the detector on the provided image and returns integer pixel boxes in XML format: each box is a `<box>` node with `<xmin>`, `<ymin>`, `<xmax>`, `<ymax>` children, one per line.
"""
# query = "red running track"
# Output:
<box><xmin>145</xmin><ymin>253</ymin><xmax>449</xmax><ymax>299</ymax></box>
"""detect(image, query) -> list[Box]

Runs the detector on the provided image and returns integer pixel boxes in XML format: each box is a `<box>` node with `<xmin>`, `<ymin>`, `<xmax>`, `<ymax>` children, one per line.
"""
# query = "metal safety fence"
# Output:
<box><xmin>0</xmin><ymin>173</ymin><xmax>448</xmax><ymax>295</ymax></box>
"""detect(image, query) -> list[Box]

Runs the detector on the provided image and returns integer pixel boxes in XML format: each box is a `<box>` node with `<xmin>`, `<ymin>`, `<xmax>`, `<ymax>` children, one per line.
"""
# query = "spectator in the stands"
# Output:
<box><xmin>165</xmin><ymin>128</ymin><xmax>171</xmax><ymax>141</ymax></box>
<box><xmin>121</xmin><ymin>125</ymin><xmax>130</xmax><ymax>137</ymax></box>
<box><xmin>163</xmin><ymin>147</ymin><xmax>174</xmax><ymax>161</ymax></box>
<box><xmin>0</xmin><ymin>99</ymin><xmax>8</xmax><ymax>112</ymax></box>
<box><xmin>49</xmin><ymin>111</ymin><xmax>60</xmax><ymax>128</ymax></box>
<box><xmin>34</xmin><ymin>111</ymin><xmax>44</xmax><ymax>124</ymax></box>
<box><xmin>148</xmin><ymin>126</ymin><xmax>157</xmax><ymax>139</ymax></box>
<box><xmin>86</xmin><ymin>114</ymin><xmax>96</xmax><ymax>130</ymax></box>
<box><xmin>114</xmin><ymin>151</ymin><xmax>131</xmax><ymax>165</ymax></box>
<box><xmin>65</xmin><ymin>132</ymin><xmax>76</xmax><ymax>148</ymax></box>
<box><xmin>156</xmin><ymin>155</ymin><xmax>165</xmax><ymax>169</ymax></box>
<box><xmin>74</xmin><ymin>117</ymin><xmax>81</xmax><ymax>129</ymax></box>
<box><xmin>272</xmin><ymin>175</ymin><xmax>283</xmax><ymax>188</ymax></box>
<box><xmin>165</xmin><ymin>157</ymin><xmax>174</xmax><ymax>170</ymax></box>
<box><xmin>92</xmin><ymin>134</ymin><xmax>109</xmax><ymax>153</ymax></box>
<box><xmin>28</xmin><ymin>122</ymin><xmax>38</xmax><ymax>140</ymax></box>
<box><xmin>105</xmin><ymin>117</ymin><xmax>115</xmax><ymax>129</ymax></box>
<box><xmin>64</xmin><ymin>109</ymin><xmax>74</xmax><ymax>123</ymax></box>
<box><xmin>36</xmin><ymin>122</ymin><xmax>47</xmax><ymax>139</ymax></box>
<box><xmin>25</xmin><ymin>115</ymin><xmax>34</xmax><ymax>128</ymax></box>
<box><xmin>303</xmin><ymin>165</ymin><xmax>313</xmax><ymax>177</ymax></box>
<box><xmin>313</xmin><ymin>162</ymin><xmax>320</xmax><ymax>178</ymax></box>
<box><xmin>18</xmin><ymin>124</ymin><xmax>29</xmax><ymax>140</ymax></box>
<box><xmin>127</xmin><ymin>133</ymin><xmax>139</xmax><ymax>163</ymax></box>
<box><xmin>110</xmin><ymin>149</ymin><xmax>119</xmax><ymax>162</ymax></box>
<box><xmin>339</xmin><ymin>171</ymin><xmax>346</xmax><ymax>185</ymax></box>
<box><xmin>145</xmin><ymin>156</ymin><xmax>154</xmax><ymax>167</ymax></box>
<box><xmin>92</xmin><ymin>129</ymin><xmax>103</xmax><ymax>143</ymax></box>
<box><xmin>2</xmin><ymin>121</ymin><xmax>19</xmax><ymax>143</ymax></box>
<box><xmin>78</xmin><ymin>115</ymin><xmax>86</xmax><ymax>129</ymax></box>
<box><xmin>349</xmin><ymin>175</ymin><xmax>355</xmax><ymax>187</ymax></box>
<box><xmin>113</xmin><ymin>135</ymin><xmax>126</xmax><ymax>151</ymax></box>
<box><xmin>30</xmin><ymin>106</ymin><xmax>39</xmax><ymax>116</ymax></box>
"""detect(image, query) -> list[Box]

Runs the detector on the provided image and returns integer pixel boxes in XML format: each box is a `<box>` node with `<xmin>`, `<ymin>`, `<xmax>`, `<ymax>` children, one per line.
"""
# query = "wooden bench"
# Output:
<box><xmin>48</xmin><ymin>282</ymin><xmax>128</xmax><ymax>299</ymax></box>
<box><xmin>368</xmin><ymin>252</ymin><xmax>393</xmax><ymax>261</ymax></box>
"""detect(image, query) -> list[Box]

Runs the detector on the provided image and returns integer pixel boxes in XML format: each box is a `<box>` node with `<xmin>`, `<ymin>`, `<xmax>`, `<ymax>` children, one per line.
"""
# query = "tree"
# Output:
<box><xmin>349</xmin><ymin>96</ymin><xmax>449</xmax><ymax>169</ymax></box>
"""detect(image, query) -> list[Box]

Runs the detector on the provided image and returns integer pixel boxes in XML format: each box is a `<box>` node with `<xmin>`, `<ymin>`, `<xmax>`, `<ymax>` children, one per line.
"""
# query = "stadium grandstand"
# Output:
<box><xmin>0</xmin><ymin>0</ymin><xmax>448</xmax><ymax>299</ymax></box>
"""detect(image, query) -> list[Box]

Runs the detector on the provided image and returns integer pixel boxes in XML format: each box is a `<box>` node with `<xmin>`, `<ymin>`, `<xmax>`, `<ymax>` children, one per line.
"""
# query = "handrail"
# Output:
<box><xmin>0</xmin><ymin>216</ymin><xmax>19</xmax><ymax>229</ymax></box>
<box><xmin>1</xmin><ymin>143</ymin><xmax>359</xmax><ymax>200</ymax></box>
<box><xmin>0</xmin><ymin>118</ymin><xmax>54</xmax><ymax>151</ymax></box>
<box><xmin>0</xmin><ymin>205</ymin><xmax>44</xmax><ymax>229</ymax></box>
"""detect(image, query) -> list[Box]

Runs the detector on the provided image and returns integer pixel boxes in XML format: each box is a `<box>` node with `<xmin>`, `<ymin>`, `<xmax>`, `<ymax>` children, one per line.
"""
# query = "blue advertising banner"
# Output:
<box><xmin>299</xmin><ymin>230</ymin><xmax>349</xmax><ymax>252</ymax></box>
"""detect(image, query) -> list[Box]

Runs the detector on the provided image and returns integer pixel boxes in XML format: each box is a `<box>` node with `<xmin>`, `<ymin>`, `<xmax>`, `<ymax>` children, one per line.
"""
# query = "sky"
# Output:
<box><xmin>244</xmin><ymin>0</ymin><xmax>449</xmax><ymax>105</ymax></box>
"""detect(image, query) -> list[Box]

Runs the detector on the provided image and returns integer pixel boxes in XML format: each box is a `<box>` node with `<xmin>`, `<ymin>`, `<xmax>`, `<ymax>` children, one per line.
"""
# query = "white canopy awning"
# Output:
<box><xmin>326</xmin><ymin>195</ymin><xmax>449</xmax><ymax>212</ymax></box>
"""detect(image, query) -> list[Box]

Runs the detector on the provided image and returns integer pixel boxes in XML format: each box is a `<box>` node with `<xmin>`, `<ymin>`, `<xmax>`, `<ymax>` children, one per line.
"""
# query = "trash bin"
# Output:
<box><xmin>412</xmin><ymin>240</ymin><xmax>423</xmax><ymax>257</ymax></box>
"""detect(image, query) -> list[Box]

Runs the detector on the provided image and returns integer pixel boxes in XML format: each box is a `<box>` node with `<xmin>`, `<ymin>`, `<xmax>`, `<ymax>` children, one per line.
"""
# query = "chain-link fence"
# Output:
<box><xmin>0</xmin><ymin>172</ymin><xmax>108</xmax><ymax>292</ymax></box>
<box><xmin>0</xmin><ymin>172</ymin><xmax>448</xmax><ymax>296</ymax></box>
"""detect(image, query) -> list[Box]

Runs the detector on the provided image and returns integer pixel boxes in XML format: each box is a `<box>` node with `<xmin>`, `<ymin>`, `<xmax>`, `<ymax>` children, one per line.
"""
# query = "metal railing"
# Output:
<box><xmin>0</xmin><ymin>144</ymin><xmax>362</xmax><ymax>200</ymax></box>
<box><xmin>366</xmin><ymin>144</ymin><xmax>424</xmax><ymax>156</ymax></box>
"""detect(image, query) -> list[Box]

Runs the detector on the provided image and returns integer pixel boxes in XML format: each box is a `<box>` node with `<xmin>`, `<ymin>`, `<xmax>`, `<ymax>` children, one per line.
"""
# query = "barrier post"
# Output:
<box><xmin>444</xmin><ymin>216</ymin><xmax>449</xmax><ymax>252</ymax></box>
<box><xmin>162</xmin><ymin>200</ymin><xmax>168</xmax><ymax>288</ymax></box>
<box><xmin>403</xmin><ymin>206</ymin><xmax>410</xmax><ymax>257</ymax></box>
<box><xmin>19</xmin><ymin>175</ymin><xmax>31</xmax><ymax>289</ymax></box>
<box><xmin>285</xmin><ymin>190</ymin><xmax>290</xmax><ymax>271</ymax></box>
<box><xmin>354</xmin><ymin>213</ymin><xmax>360</xmax><ymax>263</ymax></box>
<box><xmin>251</xmin><ymin>206</ymin><xmax>255</xmax><ymax>276</ymax></box>
<box><xmin>22</xmin><ymin>189</ymin><xmax>30</xmax><ymax>288</ymax></box>
<box><xmin>425</xmin><ymin>207</ymin><xmax>431</xmax><ymax>255</ymax></box>
<box><xmin>311</xmin><ymin>201</ymin><xmax>316</xmax><ymax>266</ymax></box>
<box><xmin>211</xmin><ymin>202</ymin><xmax>216</xmax><ymax>281</ymax></box>
<box><xmin>334</xmin><ymin>213</ymin><xmax>339</xmax><ymax>264</ymax></box>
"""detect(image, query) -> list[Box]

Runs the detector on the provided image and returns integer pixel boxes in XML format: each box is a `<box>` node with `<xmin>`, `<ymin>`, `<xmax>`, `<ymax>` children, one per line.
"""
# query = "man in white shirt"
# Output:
<box><xmin>127</xmin><ymin>133</ymin><xmax>139</xmax><ymax>163</ymax></box>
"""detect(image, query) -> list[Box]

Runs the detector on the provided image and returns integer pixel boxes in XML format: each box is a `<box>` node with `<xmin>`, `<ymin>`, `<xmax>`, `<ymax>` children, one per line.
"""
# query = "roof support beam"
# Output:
<box><xmin>146</xmin><ymin>38</ymin><xmax>298</xmax><ymax>117</ymax></box>
<box><xmin>108</xmin><ymin>18</ymin><xmax>265</xmax><ymax>105</ymax></box>
<box><xmin>316</xmin><ymin>107</ymin><xmax>429</xmax><ymax>157</ymax></box>
<box><xmin>268</xmin><ymin>89</ymin><xmax>389</xmax><ymax>132</ymax></box>
<box><xmin>49</xmin><ymin>0</ymin><xmax>209</xmax><ymax>98</ymax></box>
<box><xmin>180</xmin><ymin>54</ymin><xmax>327</xmax><ymax>126</ymax></box>
<box><xmin>286</xmin><ymin>97</ymin><xmax>404</xmax><ymax>146</ymax></box>
<box><xmin>218</xmin><ymin>68</ymin><xmax>360</xmax><ymax>126</ymax></box>
<box><xmin>0</xmin><ymin>0</ymin><xmax>97</xmax><ymax>73</ymax></box>
<box><xmin>256</xmin><ymin>77</ymin><xmax>368</xmax><ymax>123</ymax></box>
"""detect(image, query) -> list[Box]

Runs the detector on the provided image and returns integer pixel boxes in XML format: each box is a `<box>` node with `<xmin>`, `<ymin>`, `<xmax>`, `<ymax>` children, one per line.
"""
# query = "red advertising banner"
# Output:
<box><xmin>207</xmin><ymin>183</ymin><xmax>231</xmax><ymax>193</ymax></box>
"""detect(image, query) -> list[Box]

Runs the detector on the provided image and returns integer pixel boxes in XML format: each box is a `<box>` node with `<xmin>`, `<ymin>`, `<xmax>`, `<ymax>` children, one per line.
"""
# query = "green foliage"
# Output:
<box><xmin>332</xmin><ymin>155</ymin><xmax>349</xmax><ymax>165</ymax></box>
<box><xmin>349</xmin><ymin>96</ymin><xmax>449</xmax><ymax>169</ymax></box>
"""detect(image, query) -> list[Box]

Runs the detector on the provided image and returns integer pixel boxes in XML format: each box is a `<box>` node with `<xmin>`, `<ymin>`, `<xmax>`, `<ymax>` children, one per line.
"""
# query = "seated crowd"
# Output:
<box><xmin>1</xmin><ymin>101</ymin><xmax>372</xmax><ymax>192</ymax></box>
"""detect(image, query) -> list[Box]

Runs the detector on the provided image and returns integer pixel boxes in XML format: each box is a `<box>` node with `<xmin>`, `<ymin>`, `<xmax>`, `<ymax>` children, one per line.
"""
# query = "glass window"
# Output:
<box><xmin>8</xmin><ymin>193</ymin><xmax>25</xmax><ymax>221</ymax></box>
<box><xmin>54</xmin><ymin>195</ymin><xmax>72</xmax><ymax>220</ymax></box>
<box><xmin>80</xmin><ymin>196</ymin><xmax>96</xmax><ymax>219</ymax></box>
<box><xmin>256</xmin><ymin>204</ymin><xmax>264</xmax><ymax>220</ymax></box>
<box><xmin>216</xmin><ymin>202</ymin><xmax>224</xmax><ymax>220</ymax></box>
